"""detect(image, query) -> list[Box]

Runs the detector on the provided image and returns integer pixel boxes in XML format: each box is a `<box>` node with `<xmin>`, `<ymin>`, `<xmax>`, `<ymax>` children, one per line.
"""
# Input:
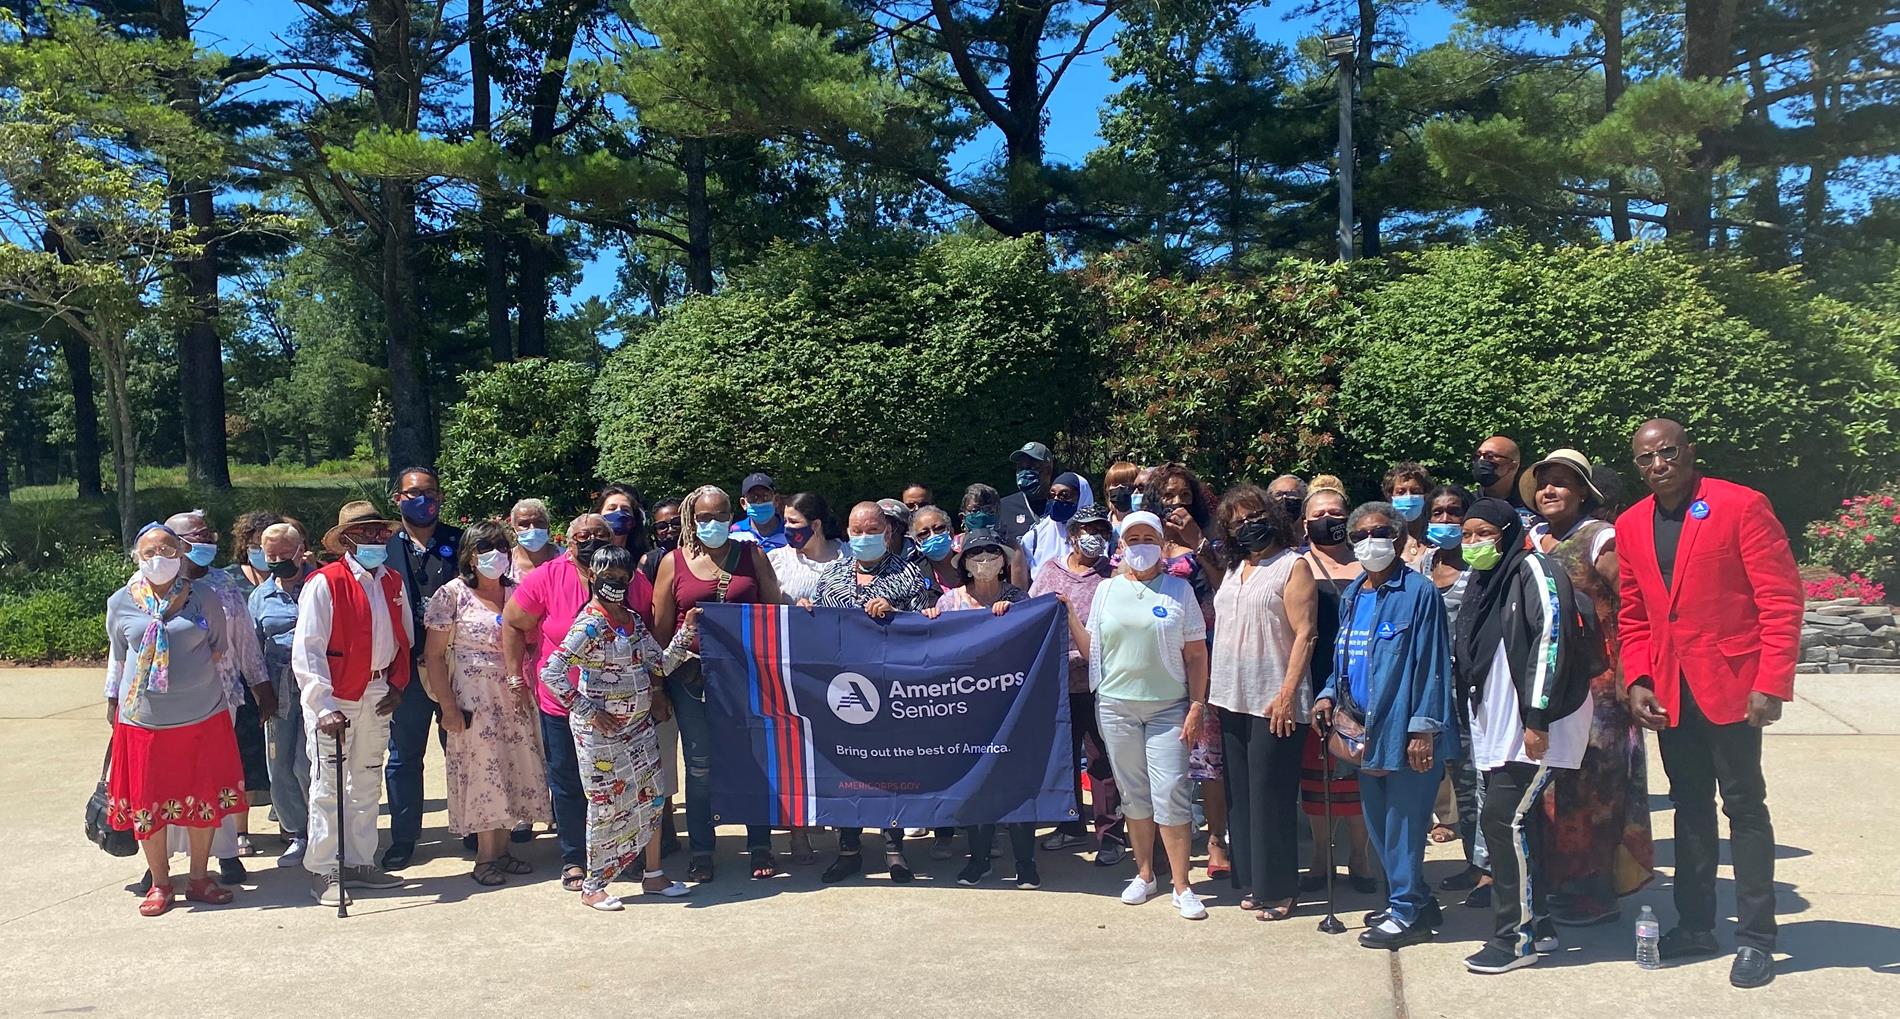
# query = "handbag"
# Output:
<box><xmin>84</xmin><ymin>739</ymin><xmax>139</xmax><ymax>857</ymax></box>
<box><xmin>674</xmin><ymin>543</ymin><xmax>743</xmax><ymax>702</ymax></box>
<box><xmin>1325</xmin><ymin>684</ymin><xmax>1392</xmax><ymax>778</ymax></box>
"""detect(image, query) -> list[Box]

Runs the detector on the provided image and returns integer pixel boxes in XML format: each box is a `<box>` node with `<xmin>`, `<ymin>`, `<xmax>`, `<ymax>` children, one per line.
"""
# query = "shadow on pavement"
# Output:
<box><xmin>1777</xmin><ymin>920</ymin><xmax>1900</xmax><ymax>975</ymax></box>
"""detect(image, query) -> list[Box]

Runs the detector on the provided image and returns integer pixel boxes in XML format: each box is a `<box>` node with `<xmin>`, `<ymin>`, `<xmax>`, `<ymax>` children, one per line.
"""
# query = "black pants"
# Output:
<box><xmin>1658</xmin><ymin>680</ymin><xmax>1776</xmax><ymax>950</ymax></box>
<box><xmin>965</xmin><ymin>824</ymin><xmax>1035</xmax><ymax>869</ymax></box>
<box><xmin>1481</xmin><ymin>761</ymin><xmax>1551</xmax><ymax>956</ymax></box>
<box><xmin>1220</xmin><ymin>708</ymin><xmax>1305</xmax><ymax>901</ymax></box>
<box><xmin>838</xmin><ymin>828</ymin><xmax>904</xmax><ymax>853</ymax></box>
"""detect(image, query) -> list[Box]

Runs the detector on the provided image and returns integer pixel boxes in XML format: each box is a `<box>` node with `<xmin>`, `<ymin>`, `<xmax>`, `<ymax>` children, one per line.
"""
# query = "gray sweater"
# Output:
<box><xmin>106</xmin><ymin>583</ymin><xmax>230</xmax><ymax>729</ymax></box>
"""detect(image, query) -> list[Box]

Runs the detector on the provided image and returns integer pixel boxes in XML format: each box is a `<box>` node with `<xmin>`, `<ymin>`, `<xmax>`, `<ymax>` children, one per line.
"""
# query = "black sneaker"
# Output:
<box><xmin>886</xmin><ymin>854</ymin><xmax>915</xmax><ymax>884</ymax></box>
<box><xmin>1659</xmin><ymin>927</ymin><xmax>1720</xmax><ymax>961</ymax></box>
<box><xmin>379</xmin><ymin>841</ymin><xmax>415</xmax><ymax>871</ymax></box>
<box><xmin>1533</xmin><ymin>917</ymin><xmax>1559</xmax><ymax>954</ymax></box>
<box><xmin>1463</xmin><ymin>883</ymin><xmax>1493</xmax><ymax>909</ymax></box>
<box><xmin>1465</xmin><ymin>944</ymin><xmax>1538</xmax><ymax>974</ymax></box>
<box><xmin>956</xmin><ymin>860</ymin><xmax>991</xmax><ymax>886</ymax></box>
<box><xmin>1359</xmin><ymin>921</ymin><xmax>1433</xmax><ymax>950</ymax></box>
<box><xmin>219</xmin><ymin>856</ymin><xmax>247</xmax><ymax>885</ymax></box>
<box><xmin>820</xmin><ymin>853</ymin><xmax>862</xmax><ymax>884</ymax></box>
<box><xmin>1015</xmin><ymin>861</ymin><xmax>1041</xmax><ymax>889</ymax></box>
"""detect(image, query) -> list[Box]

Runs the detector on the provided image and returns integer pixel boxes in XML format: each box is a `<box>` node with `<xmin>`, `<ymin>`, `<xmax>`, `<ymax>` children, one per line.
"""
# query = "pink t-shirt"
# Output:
<box><xmin>513</xmin><ymin>552</ymin><xmax>656</xmax><ymax>716</ymax></box>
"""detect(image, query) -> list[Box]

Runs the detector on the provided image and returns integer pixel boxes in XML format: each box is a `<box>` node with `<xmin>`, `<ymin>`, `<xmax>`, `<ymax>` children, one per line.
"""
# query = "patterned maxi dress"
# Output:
<box><xmin>540</xmin><ymin>605</ymin><xmax>666</xmax><ymax>895</ymax></box>
<box><xmin>425</xmin><ymin>578</ymin><xmax>552</xmax><ymax>835</ymax></box>
<box><xmin>1540</xmin><ymin>519</ymin><xmax>1656</xmax><ymax>915</ymax></box>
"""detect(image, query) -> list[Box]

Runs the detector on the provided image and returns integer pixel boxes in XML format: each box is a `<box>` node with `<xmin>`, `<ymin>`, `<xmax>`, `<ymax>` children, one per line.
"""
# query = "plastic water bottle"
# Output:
<box><xmin>1635</xmin><ymin>905</ymin><xmax>1661</xmax><ymax>970</ymax></box>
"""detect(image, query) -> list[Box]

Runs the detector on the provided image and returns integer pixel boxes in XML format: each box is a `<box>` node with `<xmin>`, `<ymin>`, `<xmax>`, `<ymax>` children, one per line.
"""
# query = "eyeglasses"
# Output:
<box><xmin>913</xmin><ymin>522</ymin><xmax>951</xmax><ymax>538</ymax></box>
<box><xmin>653</xmin><ymin>520</ymin><xmax>681</xmax><ymax>533</ymax></box>
<box><xmin>394</xmin><ymin>487</ymin><xmax>437</xmax><ymax>499</ymax></box>
<box><xmin>692</xmin><ymin>512</ymin><xmax>732</xmax><ymax>524</ymax></box>
<box><xmin>1349</xmin><ymin>526</ymin><xmax>1397</xmax><ymax>542</ymax></box>
<box><xmin>1634</xmin><ymin>445</ymin><xmax>1682</xmax><ymax>469</ymax></box>
<box><xmin>136</xmin><ymin>546</ymin><xmax>181</xmax><ymax>561</ymax></box>
<box><xmin>1476</xmin><ymin>450</ymin><xmax>1515</xmax><ymax>464</ymax></box>
<box><xmin>1051</xmin><ymin>492</ymin><xmax>1078</xmax><ymax>504</ymax></box>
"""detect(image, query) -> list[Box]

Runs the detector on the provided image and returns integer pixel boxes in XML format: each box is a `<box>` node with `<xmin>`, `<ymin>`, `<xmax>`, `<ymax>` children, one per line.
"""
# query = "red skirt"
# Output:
<box><xmin>106</xmin><ymin>713</ymin><xmax>248</xmax><ymax>838</ymax></box>
<box><xmin>1298</xmin><ymin>726</ymin><xmax>1361</xmax><ymax>817</ymax></box>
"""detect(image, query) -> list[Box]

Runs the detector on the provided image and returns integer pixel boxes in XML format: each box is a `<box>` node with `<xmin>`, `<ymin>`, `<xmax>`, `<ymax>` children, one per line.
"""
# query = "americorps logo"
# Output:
<box><xmin>827</xmin><ymin>672</ymin><xmax>881</xmax><ymax>724</ymax></box>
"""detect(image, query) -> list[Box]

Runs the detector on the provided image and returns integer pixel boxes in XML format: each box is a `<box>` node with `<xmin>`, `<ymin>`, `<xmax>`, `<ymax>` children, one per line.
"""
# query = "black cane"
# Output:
<box><xmin>332</xmin><ymin>721</ymin><xmax>349</xmax><ymax>918</ymax></box>
<box><xmin>1317</xmin><ymin>720</ymin><xmax>1345</xmax><ymax>934</ymax></box>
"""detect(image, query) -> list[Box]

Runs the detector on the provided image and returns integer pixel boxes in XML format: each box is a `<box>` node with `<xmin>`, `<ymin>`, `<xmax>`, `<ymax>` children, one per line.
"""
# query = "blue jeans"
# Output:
<box><xmin>666</xmin><ymin>675</ymin><xmax>770</xmax><ymax>855</ymax></box>
<box><xmin>1360</xmin><ymin>762</ymin><xmax>1444</xmax><ymax>928</ymax></box>
<box><xmin>265</xmin><ymin>694</ymin><xmax>309</xmax><ymax>837</ymax></box>
<box><xmin>382</xmin><ymin>675</ymin><xmax>439</xmax><ymax>847</ymax></box>
<box><xmin>540</xmin><ymin>710</ymin><xmax>588</xmax><ymax>869</ymax></box>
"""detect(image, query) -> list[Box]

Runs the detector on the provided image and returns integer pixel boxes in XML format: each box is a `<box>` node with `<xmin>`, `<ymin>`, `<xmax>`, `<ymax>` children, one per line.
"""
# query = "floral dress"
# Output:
<box><xmin>1168</xmin><ymin>552</ymin><xmax>1223</xmax><ymax>781</ymax></box>
<box><xmin>540</xmin><ymin>605</ymin><xmax>667</xmax><ymax>896</ymax></box>
<box><xmin>425</xmin><ymin>578</ymin><xmax>552</xmax><ymax>836</ymax></box>
<box><xmin>1539</xmin><ymin>519</ymin><xmax>1656</xmax><ymax>915</ymax></box>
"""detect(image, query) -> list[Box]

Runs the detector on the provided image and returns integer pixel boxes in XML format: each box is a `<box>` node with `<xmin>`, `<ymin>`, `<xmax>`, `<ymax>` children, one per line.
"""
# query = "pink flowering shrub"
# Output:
<box><xmin>1805</xmin><ymin>488</ymin><xmax>1900</xmax><ymax>601</ymax></box>
<box><xmin>1804</xmin><ymin>572</ymin><xmax>1887</xmax><ymax>605</ymax></box>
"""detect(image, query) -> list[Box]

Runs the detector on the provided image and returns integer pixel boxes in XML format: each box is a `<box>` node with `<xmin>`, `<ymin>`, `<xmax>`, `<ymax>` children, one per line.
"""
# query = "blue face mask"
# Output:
<box><xmin>247</xmin><ymin>548</ymin><xmax>269</xmax><ymax>572</ymax></box>
<box><xmin>351</xmin><ymin>543</ymin><xmax>389</xmax><ymax>570</ymax></box>
<box><xmin>1048</xmin><ymin>499</ymin><xmax>1077</xmax><ymax>523</ymax></box>
<box><xmin>1130</xmin><ymin>492</ymin><xmax>1145</xmax><ymax>512</ymax></box>
<box><xmin>602</xmin><ymin>509</ymin><xmax>635</xmax><ymax>536</ymax></box>
<box><xmin>849</xmin><ymin>532</ymin><xmax>887</xmax><ymax>562</ymax></box>
<box><xmin>516</xmin><ymin>527</ymin><xmax>550</xmax><ymax>552</ymax></box>
<box><xmin>1015</xmin><ymin>469</ymin><xmax>1043</xmax><ymax>497</ymax></box>
<box><xmin>1425</xmin><ymin>522</ymin><xmax>1463</xmax><ymax>549</ymax></box>
<box><xmin>744</xmin><ymin>501</ymin><xmax>777</xmax><ymax>527</ymax></box>
<box><xmin>919</xmin><ymin>532</ymin><xmax>954</xmax><ymax>561</ymax></box>
<box><xmin>397</xmin><ymin>494</ymin><xmax>439</xmax><ymax>526</ymax></box>
<box><xmin>1392</xmin><ymin>494</ymin><xmax>1425</xmax><ymax>522</ymax></box>
<box><xmin>186</xmin><ymin>542</ymin><xmax>219</xmax><ymax>568</ymax></box>
<box><xmin>696</xmin><ymin>519</ymin><xmax>731</xmax><ymax>548</ymax></box>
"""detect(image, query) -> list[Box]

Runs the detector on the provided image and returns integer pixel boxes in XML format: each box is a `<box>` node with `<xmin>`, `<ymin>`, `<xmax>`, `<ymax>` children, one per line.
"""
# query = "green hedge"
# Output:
<box><xmin>439</xmin><ymin>357</ymin><xmax>599</xmax><ymax>521</ymax></box>
<box><xmin>0</xmin><ymin>547</ymin><xmax>129</xmax><ymax>661</ymax></box>
<box><xmin>594</xmin><ymin>234</ymin><xmax>1092</xmax><ymax>503</ymax></box>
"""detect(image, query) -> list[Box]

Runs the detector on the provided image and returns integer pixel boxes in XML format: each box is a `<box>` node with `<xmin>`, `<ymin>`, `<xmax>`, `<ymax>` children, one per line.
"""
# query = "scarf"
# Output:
<box><xmin>1452</xmin><ymin>497</ymin><xmax>1529</xmax><ymax>699</ymax></box>
<box><xmin>122</xmin><ymin>574</ymin><xmax>185</xmax><ymax>717</ymax></box>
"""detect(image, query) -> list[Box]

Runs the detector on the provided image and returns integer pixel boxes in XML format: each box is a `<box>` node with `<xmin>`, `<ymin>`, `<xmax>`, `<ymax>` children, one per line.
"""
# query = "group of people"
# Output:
<box><xmin>98</xmin><ymin>420</ymin><xmax>1800</xmax><ymax>987</ymax></box>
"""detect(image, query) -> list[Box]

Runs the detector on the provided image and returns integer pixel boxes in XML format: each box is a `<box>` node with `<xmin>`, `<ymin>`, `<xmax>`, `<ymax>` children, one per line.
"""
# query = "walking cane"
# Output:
<box><xmin>1316</xmin><ymin>720</ymin><xmax>1345</xmax><ymax>935</ymax></box>
<box><xmin>331</xmin><ymin>720</ymin><xmax>349</xmax><ymax>919</ymax></box>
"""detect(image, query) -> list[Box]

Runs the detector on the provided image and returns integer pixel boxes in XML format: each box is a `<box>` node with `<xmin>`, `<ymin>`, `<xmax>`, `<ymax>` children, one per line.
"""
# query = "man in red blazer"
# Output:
<box><xmin>1617</xmin><ymin>419</ymin><xmax>1801</xmax><ymax>989</ymax></box>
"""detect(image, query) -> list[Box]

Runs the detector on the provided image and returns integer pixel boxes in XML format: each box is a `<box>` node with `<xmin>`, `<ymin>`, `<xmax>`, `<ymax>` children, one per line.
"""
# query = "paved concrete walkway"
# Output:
<box><xmin>3</xmin><ymin>668</ymin><xmax>1897</xmax><ymax>1017</ymax></box>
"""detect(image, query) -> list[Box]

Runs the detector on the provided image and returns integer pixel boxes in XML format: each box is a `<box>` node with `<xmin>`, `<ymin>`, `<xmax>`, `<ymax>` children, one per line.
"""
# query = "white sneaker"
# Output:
<box><xmin>1172</xmin><ymin>888</ymin><xmax>1208</xmax><ymax>920</ymax></box>
<box><xmin>1120</xmin><ymin>876</ymin><xmax>1158</xmax><ymax>905</ymax></box>
<box><xmin>904</xmin><ymin>828</ymin><xmax>929</xmax><ymax>838</ymax></box>
<box><xmin>277</xmin><ymin>837</ymin><xmax>307</xmax><ymax>868</ymax></box>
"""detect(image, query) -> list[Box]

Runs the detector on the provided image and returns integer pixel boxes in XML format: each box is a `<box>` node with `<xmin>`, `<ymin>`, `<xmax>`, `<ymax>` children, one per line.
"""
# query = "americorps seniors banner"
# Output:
<box><xmin>696</xmin><ymin>598</ymin><xmax>1076</xmax><ymax>830</ymax></box>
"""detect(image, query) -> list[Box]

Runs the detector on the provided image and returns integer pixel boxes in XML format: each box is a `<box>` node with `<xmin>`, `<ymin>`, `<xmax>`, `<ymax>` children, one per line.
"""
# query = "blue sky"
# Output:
<box><xmin>193</xmin><ymin>1</ymin><xmax>1464</xmax><ymax>309</ymax></box>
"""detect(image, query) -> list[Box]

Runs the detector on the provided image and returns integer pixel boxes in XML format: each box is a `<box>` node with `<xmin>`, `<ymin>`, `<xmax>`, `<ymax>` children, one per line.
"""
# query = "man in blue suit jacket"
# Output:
<box><xmin>381</xmin><ymin>466</ymin><xmax>463</xmax><ymax>870</ymax></box>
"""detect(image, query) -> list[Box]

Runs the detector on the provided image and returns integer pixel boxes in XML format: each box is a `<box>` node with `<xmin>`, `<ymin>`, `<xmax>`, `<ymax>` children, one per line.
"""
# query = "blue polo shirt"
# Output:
<box><xmin>729</xmin><ymin>515</ymin><xmax>788</xmax><ymax>552</ymax></box>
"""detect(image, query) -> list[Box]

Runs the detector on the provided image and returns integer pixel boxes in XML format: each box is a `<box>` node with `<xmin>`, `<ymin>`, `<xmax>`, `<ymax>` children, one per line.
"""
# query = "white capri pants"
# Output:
<box><xmin>1096</xmin><ymin>696</ymin><xmax>1193</xmax><ymax>826</ymax></box>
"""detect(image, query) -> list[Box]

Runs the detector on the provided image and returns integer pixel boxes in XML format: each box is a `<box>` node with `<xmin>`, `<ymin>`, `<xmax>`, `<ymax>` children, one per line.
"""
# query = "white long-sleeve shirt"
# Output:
<box><xmin>291</xmin><ymin>557</ymin><xmax>412</xmax><ymax>718</ymax></box>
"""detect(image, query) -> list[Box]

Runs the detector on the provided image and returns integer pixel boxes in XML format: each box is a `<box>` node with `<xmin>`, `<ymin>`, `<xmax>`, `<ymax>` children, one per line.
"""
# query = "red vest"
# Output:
<box><xmin>316</xmin><ymin>559</ymin><xmax>412</xmax><ymax>702</ymax></box>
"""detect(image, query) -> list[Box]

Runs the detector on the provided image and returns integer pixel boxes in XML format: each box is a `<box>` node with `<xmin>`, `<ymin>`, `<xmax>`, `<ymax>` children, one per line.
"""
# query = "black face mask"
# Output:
<box><xmin>573</xmin><ymin>538</ymin><xmax>607</xmax><ymax>564</ymax></box>
<box><xmin>1472</xmin><ymin>457</ymin><xmax>1502</xmax><ymax>489</ymax></box>
<box><xmin>1273</xmin><ymin>494</ymin><xmax>1304</xmax><ymax>521</ymax></box>
<box><xmin>1106</xmin><ymin>485</ymin><xmax>1132</xmax><ymax>512</ymax></box>
<box><xmin>266</xmin><ymin>558</ymin><xmax>301</xmax><ymax>580</ymax></box>
<box><xmin>593</xmin><ymin>578</ymin><xmax>629</xmax><ymax>603</ymax></box>
<box><xmin>1233</xmin><ymin>515</ymin><xmax>1277</xmax><ymax>553</ymax></box>
<box><xmin>1306</xmin><ymin>516</ymin><xmax>1348</xmax><ymax>547</ymax></box>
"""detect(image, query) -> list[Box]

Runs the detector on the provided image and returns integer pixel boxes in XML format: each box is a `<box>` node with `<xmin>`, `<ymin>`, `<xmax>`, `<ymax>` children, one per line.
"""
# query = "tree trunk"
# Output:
<box><xmin>514</xmin><ymin>3</ymin><xmax>583</xmax><ymax>357</ymax></box>
<box><xmin>683</xmin><ymin>137</ymin><xmax>714</xmax><ymax>294</ymax></box>
<box><xmin>1000</xmin><ymin>3</ymin><xmax>1049</xmax><ymax>236</ymax></box>
<box><xmin>1354</xmin><ymin>0</ymin><xmax>1381</xmax><ymax>257</ymax></box>
<box><xmin>94</xmin><ymin>329</ymin><xmax>139</xmax><ymax>546</ymax></box>
<box><xmin>158</xmin><ymin>0</ymin><xmax>230</xmax><ymax>489</ymax></box>
<box><xmin>1603</xmin><ymin>3</ymin><xmax>1631</xmax><ymax>242</ymax></box>
<box><xmin>60</xmin><ymin>332</ymin><xmax>104</xmax><ymax>499</ymax></box>
<box><xmin>369</xmin><ymin>0</ymin><xmax>432</xmax><ymax>476</ymax></box>
<box><xmin>1669</xmin><ymin>0</ymin><xmax>1741</xmax><ymax>248</ymax></box>
<box><xmin>468</xmin><ymin>0</ymin><xmax>513</xmax><ymax>362</ymax></box>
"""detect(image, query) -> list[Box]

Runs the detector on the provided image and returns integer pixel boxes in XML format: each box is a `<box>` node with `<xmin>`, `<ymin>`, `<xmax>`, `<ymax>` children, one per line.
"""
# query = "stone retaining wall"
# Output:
<box><xmin>1801</xmin><ymin>598</ymin><xmax>1900</xmax><ymax>673</ymax></box>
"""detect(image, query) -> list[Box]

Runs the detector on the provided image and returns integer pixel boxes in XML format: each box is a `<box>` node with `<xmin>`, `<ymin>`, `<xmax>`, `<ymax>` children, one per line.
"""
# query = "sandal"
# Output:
<box><xmin>561</xmin><ymin>865</ymin><xmax>586</xmax><ymax>892</ymax></box>
<box><xmin>139</xmin><ymin>882</ymin><xmax>174</xmax><ymax>917</ymax></box>
<box><xmin>687</xmin><ymin>856</ymin><xmax>715</xmax><ymax>883</ymax></box>
<box><xmin>789</xmin><ymin>831</ymin><xmax>818</xmax><ymax>866</ymax></box>
<box><xmin>582</xmin><ymin>890</ymin><xmax>624</xmax><ymax>911</ymax></box>
<box><xmin>493</xmin><ymin>853</ymin><xmax>532</xmax><ymax>875</ymax></box>
<box><xmin>184</xmin><ymin>877</ymin><xmax>233</xmax><ymax>905</ymax></box>
<box><xmin>471</xmin><ymin>862</ymin><xmax>508</xmax><ymax>886</ymax></box>
<box><xmin>1428</xmin><ymin>824</ymin><xmax>1458</xmax><ymax>844</ymax></box>
<box><xmin>1256</xmin><ymin>898</ymin><xmax>1296</xmax><ymax>921</ymax></box>
<box><xmin>1239</xmin><ymin>893</ymin><xmax>1261</xmax><ymax>912</ymax></box>
<box><xmin>642</xmin><ymin>871</ymin><xmax>691</xmax><ymax>897</ymax></box>
<box><xmin>750</xmin><ymin>848</ymin><xmax>779</xmax><ymax>880</ymax></box>
<box><xmin>234</xmin><ymin>834</ymin><xmax>260</xmax><ymax>857</ymax></box>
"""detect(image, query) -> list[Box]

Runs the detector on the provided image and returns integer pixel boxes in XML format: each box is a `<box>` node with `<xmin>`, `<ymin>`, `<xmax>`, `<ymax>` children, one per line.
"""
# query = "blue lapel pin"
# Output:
<box><xmin>1689</xmin><ymin>499</ymin><xmax>1710</xmax><ymax>520</ymax></box>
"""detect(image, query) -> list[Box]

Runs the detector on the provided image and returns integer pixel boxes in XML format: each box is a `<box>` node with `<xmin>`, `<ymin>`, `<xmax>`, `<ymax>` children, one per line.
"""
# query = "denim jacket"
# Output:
<box><xmin>247</xmin><ymin>572</ymin><xmax>307</xmax><ymax>717</ymax></box>
<box><xmin>1317</xmin><ymin>567</ymin><xmax>1457</xmax><ymax>773</ymax></box>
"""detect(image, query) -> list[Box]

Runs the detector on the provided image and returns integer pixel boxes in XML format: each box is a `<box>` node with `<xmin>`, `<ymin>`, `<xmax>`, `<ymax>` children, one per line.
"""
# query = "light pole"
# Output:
<box><xmin>1324</xmin><ymin>32</ymin><xmax>1356</xmax><ymax>263</ymax></box>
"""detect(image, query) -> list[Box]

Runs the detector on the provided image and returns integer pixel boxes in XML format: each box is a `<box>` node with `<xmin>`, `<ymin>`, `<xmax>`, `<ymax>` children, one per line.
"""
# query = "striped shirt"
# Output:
<box><xmin>814</xmin><ymin>553</ymin><xmax>932</xmax><ymax>612</ymax></box>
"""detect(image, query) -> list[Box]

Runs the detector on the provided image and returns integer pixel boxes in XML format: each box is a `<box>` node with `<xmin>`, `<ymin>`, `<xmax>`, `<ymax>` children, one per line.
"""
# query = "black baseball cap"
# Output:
<box><xmin>1071</xmin><ymin>503</ymin><xmax>1109</xmax><ymax>527</ymax></box>
<box><xmin>740</xmin><ymin>472</ymin><xmax>776</xmax><ymax>495</ymax></box>
<box><xmin>1010</xmin><ymin>442</ymin><xmax>1051</xmax><ymax>464</ymax></box>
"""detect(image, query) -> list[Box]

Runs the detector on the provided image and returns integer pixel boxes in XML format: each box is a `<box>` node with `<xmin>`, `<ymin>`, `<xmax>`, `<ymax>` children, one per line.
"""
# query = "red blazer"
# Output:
<box><xmin>1615</xmin><ymin>476</ymin><xmax>1801</xmax><ymax>725</ymax></box>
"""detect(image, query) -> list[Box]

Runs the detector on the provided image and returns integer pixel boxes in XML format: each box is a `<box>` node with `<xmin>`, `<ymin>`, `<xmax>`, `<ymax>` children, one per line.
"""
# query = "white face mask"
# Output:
<box><xmin>476</xmin><ymin>549</ymin><xmax>510</xmax><ymax>579</ymax></box>
<box><xmin>1122</xmin><ymin>542</ymin><xmax>1162</xmax><ymax>573</ymax></box>
<box><xmin>139</xmin><ymin>555</ymin><xmax>181</xmax><ymax>585</ymax></box>
<box><xmin>967</xmin><ymin>553</ymin><xmax>1005</xmax><ymax>582</ymax></box>
<box><xmin>1353</xmin><ymin>536</ymin><xmax>1397</xmax><ymax>572</ymax></box>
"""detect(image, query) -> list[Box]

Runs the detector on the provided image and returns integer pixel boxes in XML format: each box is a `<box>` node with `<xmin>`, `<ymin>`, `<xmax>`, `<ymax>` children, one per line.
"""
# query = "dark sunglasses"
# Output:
<box><xmin>1349</xmin><ymin>526</ymin><xmax>1397</xmax><ymax>542</ymax></box>
<box><xmin>653</xmin><ymin>519</ymin><xmax>682</xmax><ymax>532</ymax></box>
<box><xmin>473</xmin><ymin>538</ymin><xmax>511</xmax><ymax>554</ymax></box>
